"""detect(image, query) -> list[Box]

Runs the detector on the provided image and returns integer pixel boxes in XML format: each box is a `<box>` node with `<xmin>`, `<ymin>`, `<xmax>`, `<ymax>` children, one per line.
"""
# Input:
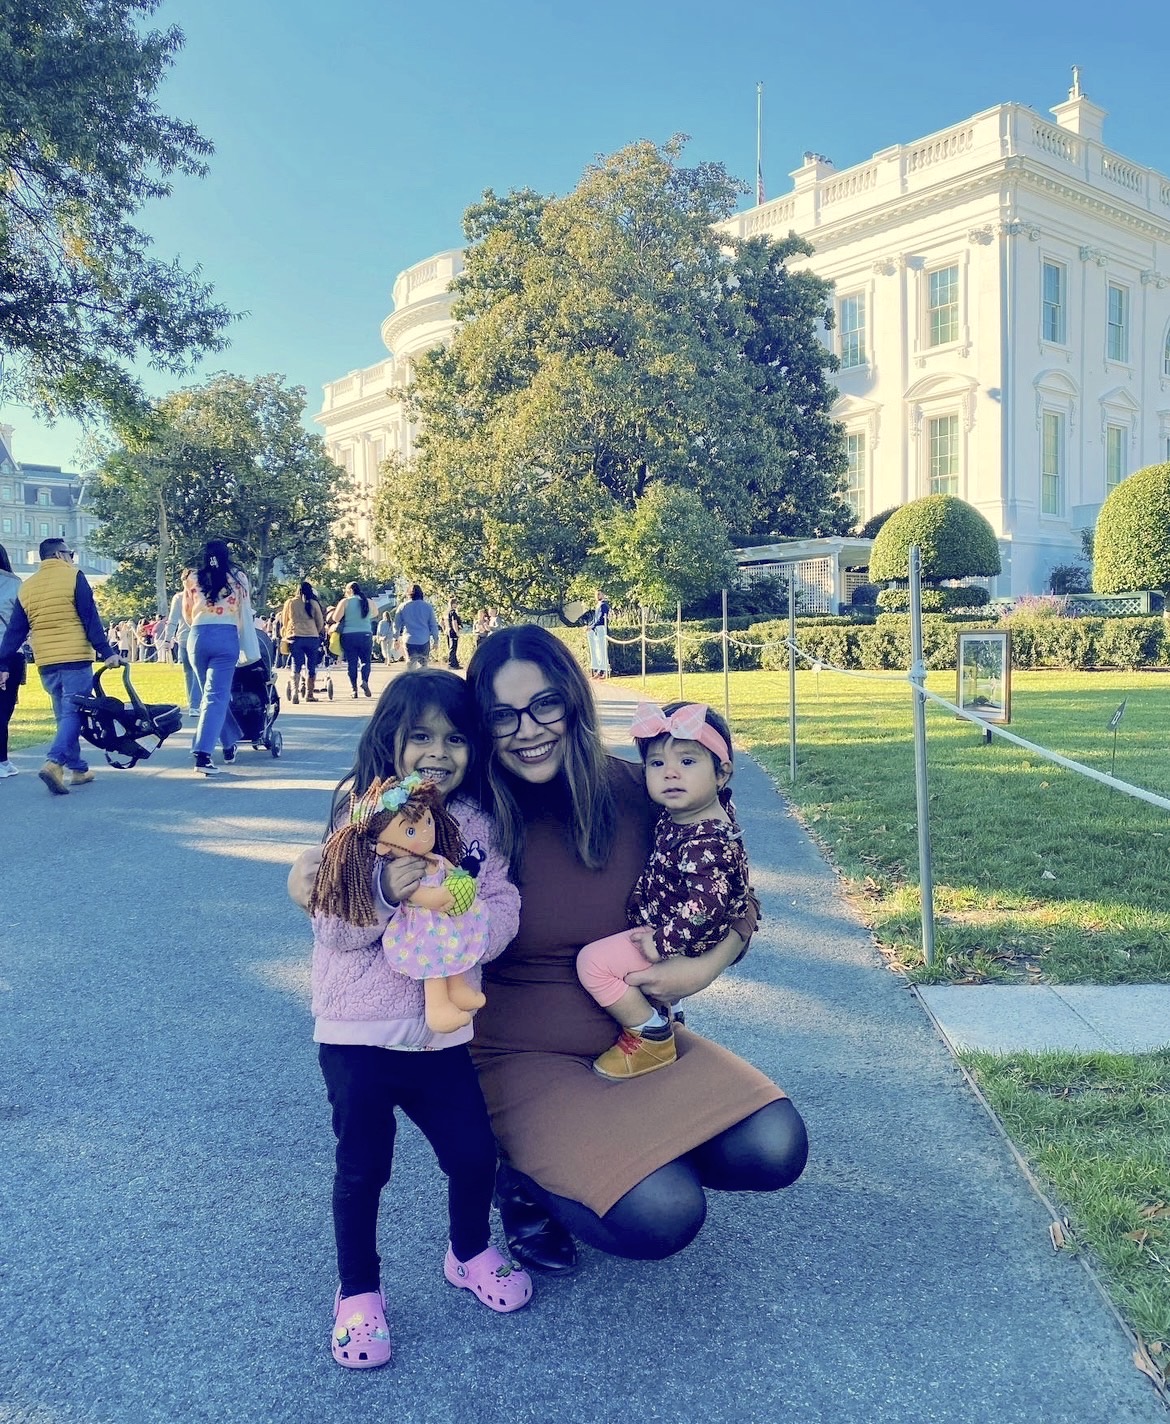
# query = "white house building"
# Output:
<box><xmin>318</xmin><ymin>79</ymin><xmax>1170</xmax><ymax>597</ymax></box>
<box><xmin>316</xmin><ymin>251</ymin><xmax>464</xmax><ymax>555</ymax></box>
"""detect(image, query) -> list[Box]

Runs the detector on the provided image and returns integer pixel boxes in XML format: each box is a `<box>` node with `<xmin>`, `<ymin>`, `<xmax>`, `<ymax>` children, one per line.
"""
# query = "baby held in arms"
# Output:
<box><xmin>576</xmin><ymin>701</ymin><xmax>751</xmax><ymax>1080</ymax></box>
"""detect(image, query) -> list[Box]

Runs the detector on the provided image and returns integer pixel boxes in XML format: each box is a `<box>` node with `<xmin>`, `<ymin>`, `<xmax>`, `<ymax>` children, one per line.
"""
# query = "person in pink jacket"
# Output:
<box><xmin>307</xmin><ymin>670</ymin><xmax>532</xmax><ymax>1370</ymax></box>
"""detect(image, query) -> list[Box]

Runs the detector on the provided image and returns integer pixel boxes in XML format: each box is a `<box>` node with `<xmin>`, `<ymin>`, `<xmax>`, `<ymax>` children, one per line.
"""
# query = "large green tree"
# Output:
<box><xmin>88</xmin><ymin>374</ymin><xmax>346</xmax><ymax>609</ymax></box>
<box><xmin>592</xmin><ymin>484</ymin><xmax>736</xmax><ymax>611</ymax></box>
<box><xmin>375</xmin><ymin>138</ymin><xmax>850</xmax><ymax>614</ymax></box>
<box><xmin>0</xmin><ymin>0</ymin><xmax>232</xmax><ymax>424</ymax></box>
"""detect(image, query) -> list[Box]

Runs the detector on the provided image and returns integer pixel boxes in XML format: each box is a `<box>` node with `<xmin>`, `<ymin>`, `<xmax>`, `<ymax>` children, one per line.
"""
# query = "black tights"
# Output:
<box><xmin>521</xmin><ymin>1099</ymin><xmax>808</xmax><ymax>1260</ymax></box>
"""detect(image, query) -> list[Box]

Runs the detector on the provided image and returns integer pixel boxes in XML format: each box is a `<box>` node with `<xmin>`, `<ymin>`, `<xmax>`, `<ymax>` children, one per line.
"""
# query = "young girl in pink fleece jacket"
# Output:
<box><xmin>309</xmin><ymin>670</ymin><xmax>531</xmax><ymax>1370</ymax></box>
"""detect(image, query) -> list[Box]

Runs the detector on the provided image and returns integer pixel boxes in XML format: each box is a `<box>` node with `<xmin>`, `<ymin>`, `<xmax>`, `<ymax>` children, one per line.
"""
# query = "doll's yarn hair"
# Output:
<box><xmin>309</xmin><ymin>776</ymin><xmax>465</xmax><ymax>926</ymax></box>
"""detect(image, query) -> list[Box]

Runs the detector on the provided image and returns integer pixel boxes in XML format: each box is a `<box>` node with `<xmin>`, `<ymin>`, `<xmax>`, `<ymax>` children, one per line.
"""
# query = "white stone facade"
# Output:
<box><xmin>719</xmin><ymin>82</ymin><xmax>1170</xmax><ymax>595</ymax></box>
<box><xmin>0</xmin><ymin>424</ymin><xmax>112</xmax><ymax>577</ymax></box>
<box><xmin>316</xmin><ymin>250</ymin><xmax>464</xmax><ymax>555</ymax></box>
<box><xmin>318</xmin><ymin>84</ymin><xmax>1170</xmax><ymax>597</ymax></box>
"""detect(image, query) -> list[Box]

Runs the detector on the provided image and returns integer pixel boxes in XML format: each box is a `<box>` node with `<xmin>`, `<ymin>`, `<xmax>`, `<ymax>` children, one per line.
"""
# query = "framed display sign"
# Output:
<box><xmin>956</xmin><ymin>630</ymin><xmax>1011</xmax><ymax>723</ymax></box>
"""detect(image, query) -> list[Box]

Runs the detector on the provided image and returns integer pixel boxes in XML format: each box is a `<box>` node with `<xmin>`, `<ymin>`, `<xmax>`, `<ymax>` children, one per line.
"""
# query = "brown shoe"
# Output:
<box><xmin>38</xmin><ymin>760</ymin><xmax>70</xmax><ymax>795</ymax></box>
<box><xmin>70</xmin><ymin>769</ymin><xmax>96</xmax><ymax>786</ymax></box>
<box><xmin>592</xmin><ymin>1025</ymin><xmax>677</xmax><ymax>1080</ymax></box>
<box><xmin>305</xmin><ymin>691</ymin><xmax>316</xmax><ymax>701</ymax></box>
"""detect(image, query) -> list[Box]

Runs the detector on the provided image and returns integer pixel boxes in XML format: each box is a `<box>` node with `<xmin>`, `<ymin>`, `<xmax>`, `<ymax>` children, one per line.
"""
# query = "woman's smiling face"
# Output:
<box><xmin>490</xmin><ymin>659</ymin><xmax>568</xmax><ymax>784</ymax></box>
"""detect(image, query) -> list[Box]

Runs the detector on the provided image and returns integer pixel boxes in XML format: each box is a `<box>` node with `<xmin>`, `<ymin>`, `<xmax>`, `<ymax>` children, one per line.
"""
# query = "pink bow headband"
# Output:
<box><xmin>628</xmin><ymin>702</ymin><xmax>730</xmax><ymax>764</ymax></box>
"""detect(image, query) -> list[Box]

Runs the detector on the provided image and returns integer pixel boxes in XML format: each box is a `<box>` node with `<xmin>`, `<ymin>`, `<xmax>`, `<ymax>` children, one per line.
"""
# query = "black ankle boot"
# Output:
<box><xmin>495</xmin><ymin>1162</ymin><xmax>578</xmax><ymax>1274</ymax></box>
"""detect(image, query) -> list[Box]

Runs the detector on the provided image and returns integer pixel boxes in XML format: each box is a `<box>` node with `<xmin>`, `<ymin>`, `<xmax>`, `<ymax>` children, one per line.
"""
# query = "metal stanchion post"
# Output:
<box><xmin>676</xmin><ymin>602</ymin><xmax>683</xmax><ymax>702</ymax></box>
<box><xmin>640</xmin><ymin>605</ymin><xmax>647</xmax><ymax>690</ymax></box>
<box><xmin>788</xmin><ymin>586</ymin><xmax>797</xmax><ymax>783</ymax></box>
<box><xmin>722</xmin><ymin>588</ymin><xmax>730</xmax><ymax>722</ymax></box>
<box><xmin>909</xmin><ymin>545</ymin><xmax>936</xmax><ymax>966</ymax></box>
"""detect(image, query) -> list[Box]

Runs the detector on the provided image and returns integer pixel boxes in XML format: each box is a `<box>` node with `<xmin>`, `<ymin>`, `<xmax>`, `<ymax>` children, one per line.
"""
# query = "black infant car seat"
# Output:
<box><xmin>73</xmin><ymin>663</ymin><xmax>184</xmax><ymax>769</ymax></box>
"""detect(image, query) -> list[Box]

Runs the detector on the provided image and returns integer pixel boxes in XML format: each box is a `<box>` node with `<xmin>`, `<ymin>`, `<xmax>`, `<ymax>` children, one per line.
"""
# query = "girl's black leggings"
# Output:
<box><xmin>319</xmin><ymin>1043</ymin><xmax>498</xmax><ymax>1295</ymax></box>
<box><xmin>520</xmin><ymin>1098</ymin><xmax>808</xmax><ymax>1259</ymax></box>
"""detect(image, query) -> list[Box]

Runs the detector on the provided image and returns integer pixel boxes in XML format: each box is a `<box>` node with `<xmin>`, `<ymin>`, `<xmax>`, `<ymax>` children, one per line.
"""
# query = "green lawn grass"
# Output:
<box><xmin>963</xmin><ymin>1050</ymin><xmax>1170</xmax><ymax>1354</ymax></box>
<box><xmin>631</xmin><ymin>664</ymin><xmax>1170</xmax><ymax>1369</ymax></box>
<box><xmin>7</xmin><ymin>664</ymin><xmax>187</xmax><ymax>752</ymax></box>
<box><xmin>635</xmin><ymin>666</ymin><xmax>1170</xmax><ymax>986</ymax></box>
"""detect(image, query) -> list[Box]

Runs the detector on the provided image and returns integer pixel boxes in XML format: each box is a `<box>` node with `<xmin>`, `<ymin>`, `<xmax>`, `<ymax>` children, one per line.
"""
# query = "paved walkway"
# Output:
<box><xmin>0</xmin><ymin>664</ymin><xmax>1164</xmax><ymax>1422</ymax></box>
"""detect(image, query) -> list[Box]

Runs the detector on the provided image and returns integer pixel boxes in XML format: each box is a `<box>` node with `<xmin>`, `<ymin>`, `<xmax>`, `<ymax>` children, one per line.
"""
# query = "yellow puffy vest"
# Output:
<box><xmin>19</xmin><ymin>558</ymin><xmax>96</xmax><ymax>667</ymax></box>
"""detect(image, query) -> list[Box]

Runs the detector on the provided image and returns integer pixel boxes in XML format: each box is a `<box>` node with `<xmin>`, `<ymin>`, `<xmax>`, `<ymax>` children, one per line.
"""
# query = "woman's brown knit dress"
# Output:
<box><xmin>471</xmin><ymin>757</ymin><xmax>784</xmax><ymax>1216</ymax></box>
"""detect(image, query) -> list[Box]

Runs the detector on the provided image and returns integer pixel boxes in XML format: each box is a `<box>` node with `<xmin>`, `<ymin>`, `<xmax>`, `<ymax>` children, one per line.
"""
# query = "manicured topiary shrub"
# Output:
<box><xmin>1093</xmin><ymin>463</ymin><xmax>1170</xmax><ymax>595</ymax></box>
<box><xmin>869</xmin><ymin>495</ymin><xmax>1001</xmax><ymax>584</ymax></box>
<box><xmin>857</xmin><ymin>507</ymin><xmax>899</xmax><ymax>540</ymax></box>
<box><xmin>875</xmin><ymin>584</ymin><xmax>991</xmax><ymax>613</ymax></box>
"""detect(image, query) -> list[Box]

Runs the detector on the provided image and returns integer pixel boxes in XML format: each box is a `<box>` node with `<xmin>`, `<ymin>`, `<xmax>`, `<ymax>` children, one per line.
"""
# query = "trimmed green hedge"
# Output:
<box><xmin>547</xmin><ymin>612</ymin><xmax>1170</xmax><ymax>675</ymax></box>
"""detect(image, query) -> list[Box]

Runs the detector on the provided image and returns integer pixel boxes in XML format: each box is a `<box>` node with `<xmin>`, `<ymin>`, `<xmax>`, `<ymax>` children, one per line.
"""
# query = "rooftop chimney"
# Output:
<box><xmin>1050</xmin><ymin>65</ymin><xmax>1107</xmax><ymax>144</ymax></box>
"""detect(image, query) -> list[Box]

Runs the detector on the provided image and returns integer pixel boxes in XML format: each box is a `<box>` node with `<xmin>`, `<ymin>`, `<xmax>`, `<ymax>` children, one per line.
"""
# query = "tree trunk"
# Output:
<box><xmin>155</xmin><ymin>490</ymin><xmax>170</xmax><ymax>614</ymax></box>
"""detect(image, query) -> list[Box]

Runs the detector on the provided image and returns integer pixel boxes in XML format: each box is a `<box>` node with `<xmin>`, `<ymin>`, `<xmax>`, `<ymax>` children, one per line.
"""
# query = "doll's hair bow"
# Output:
<box><xmin>379</xmin><ymin>771</ymin><xmax>424</xmax><ymax>813</ymax></box>
<box><xmin>628</xmin><ymin>702</ymin><xmax>730</xmax><ymax>763</ymax></box>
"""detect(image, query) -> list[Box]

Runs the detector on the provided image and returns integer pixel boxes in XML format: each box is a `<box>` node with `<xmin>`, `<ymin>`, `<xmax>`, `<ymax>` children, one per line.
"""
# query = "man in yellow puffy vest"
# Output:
<box><xmin>0</xmin><ymin>538</ymin><xmax>123</xmax><ymax>795</ymax></box>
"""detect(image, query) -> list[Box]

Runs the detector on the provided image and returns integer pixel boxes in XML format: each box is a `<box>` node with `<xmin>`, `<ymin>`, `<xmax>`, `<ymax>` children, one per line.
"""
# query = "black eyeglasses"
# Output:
<box><xmin>488</xmin><ymin>691</ymin><xmax>567</xmax><ymax>739</ymax></box>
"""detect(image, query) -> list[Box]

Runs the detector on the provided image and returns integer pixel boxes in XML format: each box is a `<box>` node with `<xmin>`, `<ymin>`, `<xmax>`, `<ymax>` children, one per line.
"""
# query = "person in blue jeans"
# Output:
<box><xmin>329</xmin><ymin>582</ymin><xmax>379</xmax><ymax>699</ymax></box>
<box><xmin>182</xmin><ymin>541</ymin><xmax>248</xmax><ymax>776</ymax></box>
<box><xmin>0</xmin><ymin>537</ymin><xmax>124</xmax><ymax>795</ymax></box>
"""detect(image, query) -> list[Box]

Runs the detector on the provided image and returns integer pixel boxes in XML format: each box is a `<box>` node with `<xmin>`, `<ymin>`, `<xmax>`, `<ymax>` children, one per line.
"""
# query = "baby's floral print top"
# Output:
<box><xmin>627</xmin><ymin>808</ymin><xmax>751</xmax><ymax>958</ymax></box>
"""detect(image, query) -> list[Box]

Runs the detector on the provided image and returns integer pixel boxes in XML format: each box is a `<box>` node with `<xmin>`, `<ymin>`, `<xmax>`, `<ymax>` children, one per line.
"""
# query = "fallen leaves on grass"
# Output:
<box><xmin>1133</xmin><ymin>1336</ymin><xmax>1170</xmax><ymax>1395</ymax></box>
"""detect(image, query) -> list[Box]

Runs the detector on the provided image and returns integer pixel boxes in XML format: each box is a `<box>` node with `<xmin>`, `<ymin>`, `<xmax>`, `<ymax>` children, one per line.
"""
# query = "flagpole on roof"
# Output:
<box><xmin>756</xmin><ymin>81</ymin><xmax>765</xmax><ymax>206</ymax></box>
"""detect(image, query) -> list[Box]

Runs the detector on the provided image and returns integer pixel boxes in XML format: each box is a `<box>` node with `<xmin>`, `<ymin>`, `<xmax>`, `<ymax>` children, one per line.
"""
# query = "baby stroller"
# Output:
<box><xmin>230</xmin><ymin>632</ymin><xmax>283</xmax><ymax>758</ymax></box>
<box><xmin>73</xmin><ymin>664</ymin><xmax>184</xmax><ymax>769</ymax></box>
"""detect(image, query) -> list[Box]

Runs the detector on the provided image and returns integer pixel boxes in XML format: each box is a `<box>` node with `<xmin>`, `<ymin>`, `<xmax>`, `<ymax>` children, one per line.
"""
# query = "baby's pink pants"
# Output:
<box><xmin>576</xmin><ymin>930</ymin><xmax>652</xmax><ymax>1008</ymax></box>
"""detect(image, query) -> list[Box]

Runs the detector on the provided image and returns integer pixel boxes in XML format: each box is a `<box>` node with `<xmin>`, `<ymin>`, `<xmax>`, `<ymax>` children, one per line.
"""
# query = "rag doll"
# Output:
<box><xmin>310</xmin><ymin>773</ymin><xmax>490</xmax><ymax>1033</ymax></box>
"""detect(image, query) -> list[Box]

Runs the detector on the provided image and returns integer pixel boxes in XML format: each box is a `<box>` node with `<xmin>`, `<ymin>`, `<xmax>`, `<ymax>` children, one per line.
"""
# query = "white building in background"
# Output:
<box><xmin>316</xmin><ymin>251</ymin><xmax>464</xmax><ymax>555</ymax></box>
<box><xmin>0</xmin><ymin>425</ymin><xmax>112</xmax><ymax>578</ymax></box>
<box><xmin>318</xmin><ymin>79</ymin><xmax>1170</xmax><ymax>597</ymax></box>
<box><xmin>720</xmin><ymin>76</ymin><xmax>1170</xmax><ymax>596</ymax></box>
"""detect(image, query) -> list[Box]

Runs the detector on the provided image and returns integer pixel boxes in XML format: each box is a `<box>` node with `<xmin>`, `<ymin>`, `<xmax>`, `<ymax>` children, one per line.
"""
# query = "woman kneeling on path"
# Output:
<box><xmin>465</xmin><ymin>626</ymin><xmax>806</xmax><ymax>1267</ymax></box>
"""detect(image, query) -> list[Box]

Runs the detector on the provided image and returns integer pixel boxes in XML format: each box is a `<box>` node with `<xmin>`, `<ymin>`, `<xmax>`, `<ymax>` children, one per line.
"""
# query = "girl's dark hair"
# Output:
<box><xmin>466</xmin><ymin>624</ymin><xmax>615</xmax><ymax>874</ymax></box>
<box><xmin>196</xmin><ymin>540</ymin><xmax>241</xmax><ymax>603</ymax></box>
<box><xmin>347</xmin><ymin>581</ymin><xmax>369</xmax><ymax>619</ymax></box>
<box><xmin>329</xmin><ymin>669</ymin><xmax>482</xmax><ymax>829</ymax></box>
<box><xmin>300</xmin><ymin>580</ymin><xmax>316</xmax><ymax>614</ymax></box>
<box><xmin>635</xmin><ymin>701</ymin><xmax>734</xmax><ymax>775</ymax></box>
<box><xmin>0</xmin><ymin>543</ymin><xmax>11</xmax><ymax>575</ymax></box>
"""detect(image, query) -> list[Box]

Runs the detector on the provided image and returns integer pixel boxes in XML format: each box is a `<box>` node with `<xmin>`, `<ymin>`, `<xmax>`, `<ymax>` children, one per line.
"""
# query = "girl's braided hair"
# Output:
<box><xmin>309</xmin><ymin>775</ymin><xmax>465</xmax><ymax>926</ymax></box>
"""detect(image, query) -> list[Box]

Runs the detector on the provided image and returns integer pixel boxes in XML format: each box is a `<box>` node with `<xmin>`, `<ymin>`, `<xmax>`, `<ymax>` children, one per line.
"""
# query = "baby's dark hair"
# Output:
<box><xmin>328</xmin><ymin>669</ymin><xmax>482</xmax><ymax>832</ymax></box>
<box><xmin>635</xmin><ymin>701</ymin><xmax>733</xmax><ymax>775</ymax></box>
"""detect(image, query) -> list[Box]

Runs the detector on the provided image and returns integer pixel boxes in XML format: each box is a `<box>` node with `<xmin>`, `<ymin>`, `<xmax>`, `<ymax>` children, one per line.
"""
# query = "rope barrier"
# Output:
<box><xmin>915</xmin><ymin>681</ymin><xmax>1170</xmax><ymax>813</ymax></box>
<box><xmin>589</xmin><ymin>615</ymin><xmax>1170</xmax><ymax>814</ymax></box>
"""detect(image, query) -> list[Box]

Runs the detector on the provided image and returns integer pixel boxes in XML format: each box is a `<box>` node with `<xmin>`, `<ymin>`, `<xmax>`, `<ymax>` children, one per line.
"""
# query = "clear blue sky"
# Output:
<box><xmin>5</xmin><ymin>0</ymin><xmax>1169</xmax><ymax>470</ymax></box>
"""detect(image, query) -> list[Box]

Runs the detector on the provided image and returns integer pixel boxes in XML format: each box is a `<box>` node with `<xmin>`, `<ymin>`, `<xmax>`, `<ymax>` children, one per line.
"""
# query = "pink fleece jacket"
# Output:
<box><xmin>311</xmin><ymin>797</ymin><xmax>519</xmax><ymax>1050</ymax></box>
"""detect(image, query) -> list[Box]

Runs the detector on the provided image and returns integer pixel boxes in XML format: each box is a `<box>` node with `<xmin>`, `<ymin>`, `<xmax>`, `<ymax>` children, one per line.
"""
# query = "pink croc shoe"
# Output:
<box><xmin>331</xmin><ymin>1288</ymin><xmax>392</xmax><ymax>1369</ymax></box>
<box><xmin>443</xmin><ymin>1244</ymin><xmax>533</xmax><ymax>1313</ymax></box>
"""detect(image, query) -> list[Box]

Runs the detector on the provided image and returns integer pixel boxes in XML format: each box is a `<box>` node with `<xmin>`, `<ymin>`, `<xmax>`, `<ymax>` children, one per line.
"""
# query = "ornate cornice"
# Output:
<box><xmin>772</xmin><ymin>157</ymin><xmax>1170</xmax><ymax>254</ymax></box>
